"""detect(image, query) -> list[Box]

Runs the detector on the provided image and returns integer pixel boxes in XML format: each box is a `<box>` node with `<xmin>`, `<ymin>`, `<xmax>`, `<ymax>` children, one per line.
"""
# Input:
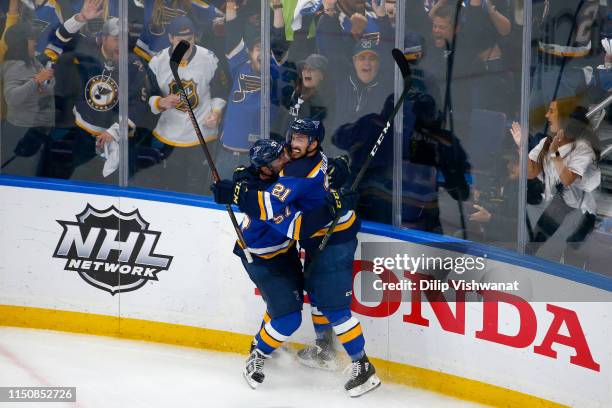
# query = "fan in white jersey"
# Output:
<box><xmin>148</xmin><ymin>15</ymin><xmax>229</xmax><ymax>147</ymax></box>
<box><xmin>144</xmin><ymin>15</ymin><xmax>230</xmax><ymax>194</ymax></box>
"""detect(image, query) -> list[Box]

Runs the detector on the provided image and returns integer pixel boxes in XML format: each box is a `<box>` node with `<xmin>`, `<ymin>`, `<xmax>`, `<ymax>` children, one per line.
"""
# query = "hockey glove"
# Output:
<box><xmin>232</xmin><ymin>165</ymin><xmax>259</xmax><ymax>183</ymax></box>
<box><xmin>326</xmin><ymin>188</ymin><xmax>359</xmax><ymax>216</ymax></box>
<box><xmin>327</xmin><ymin>155</ymin><xmax>350</xmax><ymax>189</ymax></box>
<box><xmin>211</xmin><ymin>180</ymin><xmax>247</xmax><ymax>205</ymax></box>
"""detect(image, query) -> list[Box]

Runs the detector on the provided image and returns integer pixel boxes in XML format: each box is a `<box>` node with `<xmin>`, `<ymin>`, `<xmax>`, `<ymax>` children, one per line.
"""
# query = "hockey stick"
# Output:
<box><xmin>169</xmin><ymin>40</ymin><xmax>253</xmax><ymax>263</ymax></box>
<box><xmin>526</xmin><ymin>1</ymin><xmax>586</xmax><ymax>242</ymax></box>
<box><xmin>1</xmin><ymin>155</ymin><xmax>17</xmax><ymax>169</ymax></box>
<box><xmin>540</xmin><ymin>0</ymin><xmax>586</xmax><ymax>137</ymax></box>
<box><xmin>315</xmin><ymin>49</ymin><xmax>412</xmax><ymax>253</ymax></box>
<box><xmin>442</xmin><ymin>0</ymin><xmax>468</xmax><ymax>240</ymax></box>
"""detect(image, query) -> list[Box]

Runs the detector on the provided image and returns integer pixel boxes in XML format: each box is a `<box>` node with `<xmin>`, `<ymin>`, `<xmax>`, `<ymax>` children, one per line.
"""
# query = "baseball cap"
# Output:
<box><xmin>167</xmin><ymin>16</ymin><xmax>195</xmax><ymax>37</ymax></box>
<box><xmin>101</xmin><ymin>17</ymin><xmax>120</xmax><ymax>37</ymax></box>
<box><xmin>403</xmin><ymin>32</ymin><xmax>424</xmax><ymax>61</ymax></box>
<box><xmin>353</xmin><ymin>38</ymin><xmax>379</xmax><ymax>57</ymax></box>
<box><xmin>298</xmin><ymin>54</ymin><xmax>328</xmax><ymax>73</ymax></box>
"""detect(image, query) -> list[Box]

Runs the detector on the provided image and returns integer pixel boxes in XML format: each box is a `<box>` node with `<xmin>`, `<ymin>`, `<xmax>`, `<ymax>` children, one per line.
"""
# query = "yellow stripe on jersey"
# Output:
<box><xmin>191</xmin><ymin>0</ymin><xmax>211</xmax><ymax>8</ymax></box>
<box><xmin>259</xmin><ymin>327</ymin><xmax>282</xmax><ymax>348</ymax></box>
<box><xmin>311</xmin><ymin>212</ymin><xmax>357</xmax><ymax>237</ymax></box>
<box><xmin>263</xmin><ymin>312</ymin><xmax>271</xmax><ymax>324</ymax></box>
<box><xmin>307</xmin><ymin>160</ymin><xmax>323</xmax><ymax>178</ymax></box>
<box><xmin>293</xmin><ymin>215</ymin><xmax>302</xmax><ymax>240</ymax></box>
<box><xmin>311</xmin><ymin>314</ymin><xmax>329</xmax><ymax>325</ymax></box>
<box><xmin>44</xmin><ymin>49</ymin><xmax>59</xmax><ymax>62</ymax></box>
<box><xmin>153</xmin><ymin>96</ymin><xmax>162</xmax><ymax>112</ymax></box>
<box><xmin>257</xmin><ymin>191</ymin><xmax>266</xmax><ymax>220</ymax></box>
<box><xmin>338</xmin><ymin>324</ymin><xmax>362</xmax><ymax>344</ymax></box>
<box><xmin>133</xmin><ymin>46</ymin><xmax>152</xmax><ymax>62</ymax></box>
<box><xmin>255</xmin><ymin>243</ymin><xmax>294</xmax><ymax>259</ymax></box>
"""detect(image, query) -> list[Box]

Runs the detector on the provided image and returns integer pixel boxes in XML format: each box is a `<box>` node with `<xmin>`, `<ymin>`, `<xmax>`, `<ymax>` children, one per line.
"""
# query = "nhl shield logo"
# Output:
<box><xmin>53</xmin><ymin>205</ymin><xmax>173</xmax><ymax>295</ymax></box>
<box><xmin>169</xmin><ymin>79</ymin><xmax>199</xmax><ymax>112</ymax></box>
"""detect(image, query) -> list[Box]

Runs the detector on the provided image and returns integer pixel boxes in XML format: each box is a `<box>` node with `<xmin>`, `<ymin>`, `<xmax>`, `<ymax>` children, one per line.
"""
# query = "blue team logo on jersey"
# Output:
<box><xmin>149</xmin><ymin>5</ymin><xmax>186</xmax><ymax>35</ymax></box>
<box><xmin>233</xmin><ymin>74</ymin><xmax>261</xmax><ymax>103</ymax></box>
<box><xmin>85</xmin><ymin>74</ymin><xmax>119</xmax><ymax>112</ymax></box>
<box><xmin>169</xmin><ymin>79</ymin><xmax>199</xmax><ymax>112</ymax></box>
<box><xmin>361</xmin><ymin>32</ymin><xmax>381</xmax><ymax>46</ymax></box>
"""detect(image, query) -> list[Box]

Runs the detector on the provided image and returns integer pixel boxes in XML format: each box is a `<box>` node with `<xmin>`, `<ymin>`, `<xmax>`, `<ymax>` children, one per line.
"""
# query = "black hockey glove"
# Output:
<box><xmin>232</xmin><ymin>165</ymin><xmax>259</xmax><ymax>183</ymax></box>
<box><xmin>211</xmin><ymin>180</ymin><xmax>247</xmax><ymax>205</ymax></box>
<box><xmin>326</xmin><ymin>187</ymin><xmax>359</xmax><ymax>216</ymax></box>
<box><xmin>327</xmin><ymin>155</ymin><xmax>350</xmax><ymax>189</ymax></box>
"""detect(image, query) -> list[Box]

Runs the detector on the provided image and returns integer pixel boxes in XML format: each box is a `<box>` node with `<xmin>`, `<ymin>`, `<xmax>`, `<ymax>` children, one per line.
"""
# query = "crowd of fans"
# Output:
<box><xmin>1</xmin><ymin>0</ymin><xmax>611</xmax><ymax>269</ymax></box>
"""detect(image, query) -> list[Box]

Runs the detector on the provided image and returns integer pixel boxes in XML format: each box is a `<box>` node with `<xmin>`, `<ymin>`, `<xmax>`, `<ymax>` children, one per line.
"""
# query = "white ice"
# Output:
<box><xmin>0</xmin><ymin>327</ymin><xmax>482</xmax><ymax>408</ymax></box>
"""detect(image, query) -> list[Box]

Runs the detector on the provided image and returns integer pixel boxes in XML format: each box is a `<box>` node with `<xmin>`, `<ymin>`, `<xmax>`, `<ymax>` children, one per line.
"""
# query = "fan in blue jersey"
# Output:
<box><xmin>133</xmin><ymin>0</ymin><xmax>220</xmax><ymax>61</ymax></box>
<box><xmin>215</xmin><ymin>33</ymin><xmax>274</xmax><ymax>179</ymax></box>
<box><xmin>31</xmin><ymin>0</ymin><xmax>79</xmax><ymax>57</ymax></box>
<box><xmin>212</xmin><ymin>118</ymin><xmax>381</xmax><ymax>397</ymax></box>
<box><xmin>212</xmin><ymin>138</ymin><xmax>354</xmax><ymax>390</ymax></box>
<box><xmin>38</xmin><ymin>0</ymin><xmax>119</xmax><ymax>63</ymax></box>
<box><xmin>48</xmin><ymin>15</ymin><xmax>157</xmax><ymax>181</ymax></box>
<box><xmin>216</xmin><ymin>5</ymin><xmax>296</xmax><ymax>178</ymax></box>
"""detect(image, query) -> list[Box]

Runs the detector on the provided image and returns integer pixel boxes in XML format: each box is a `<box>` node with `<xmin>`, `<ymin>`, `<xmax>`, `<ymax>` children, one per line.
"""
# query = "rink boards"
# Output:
<box><xmin>0</xmin><ymin>178</ymin><xmax>610</xmax><ymax>408</ymax></box>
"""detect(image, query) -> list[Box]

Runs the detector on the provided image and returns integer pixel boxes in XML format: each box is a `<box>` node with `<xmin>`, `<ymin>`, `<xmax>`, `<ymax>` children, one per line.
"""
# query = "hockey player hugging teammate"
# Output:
<box><xmin>212</xmin><ymin>119</ymin><xmax>381</xmax><ymax>397</ymax></box>
<box><xmin>147</xmin><ymin>15</ymin><xmax>229</xmax><ymax>194</ymax></box>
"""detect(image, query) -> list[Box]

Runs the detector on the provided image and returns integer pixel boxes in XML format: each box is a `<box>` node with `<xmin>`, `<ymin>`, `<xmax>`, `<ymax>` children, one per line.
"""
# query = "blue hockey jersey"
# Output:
<box><xmin>240</xmin><ymin>152</ymin><xmax>359</xmax><ymax>251</ymax></box>
<box><xmin>220</xmin><ymin>54</ymin><xmax>286</xmax><ymax>152</ymax></box>
<box><xmin>133</xmin><ymin>0</ymin><xmax>219</xmax><ymax>61</ymax></box>
<box><xmin>36</xmin><ymin>0</ymin><xmax>119</xmax><ymax>60</ymax></box>
<box><xmin>233</xmin><ymin>172</ymin><xmax>341</xmax><ymax>261</ymax></box>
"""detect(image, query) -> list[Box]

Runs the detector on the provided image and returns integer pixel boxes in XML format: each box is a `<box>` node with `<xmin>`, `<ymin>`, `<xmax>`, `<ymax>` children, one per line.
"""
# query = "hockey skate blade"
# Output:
<box><xmin>243</xmin><ymin>370</ymin><xmax>263</xmax><ymax>390</ymax></box>
<box><xmin>347</xmin><ymin>374</ymin><xmax>381</xmax><ymax>398</ymax></box>
<box><xmin>296</xmin><ymin>355</ymin><xmax>338</xmax><ymax>371</ymax></box>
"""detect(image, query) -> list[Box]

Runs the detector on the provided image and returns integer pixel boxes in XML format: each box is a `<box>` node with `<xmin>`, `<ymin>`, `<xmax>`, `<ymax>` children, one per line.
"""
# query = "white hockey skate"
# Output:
<box><xmin>343</xmin><ymin>355</ymin><xmax>381</xmax><ymax>397</ymax></box>
<box><xmin>243</xmin><ymin>349</ymin><xmax>267</xmax><ymax>389</ymax></box>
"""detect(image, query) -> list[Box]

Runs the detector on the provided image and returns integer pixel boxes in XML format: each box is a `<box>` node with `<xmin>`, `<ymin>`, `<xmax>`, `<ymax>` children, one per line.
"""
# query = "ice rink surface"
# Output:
<box><xmin>0</xmin><ymin>327</ymin><xmax>482</xmax><ymax>408</ymax></box>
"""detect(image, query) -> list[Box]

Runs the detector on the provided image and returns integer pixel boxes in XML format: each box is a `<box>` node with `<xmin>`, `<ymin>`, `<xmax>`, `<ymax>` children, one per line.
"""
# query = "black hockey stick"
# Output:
<box><xmin>170</xmin><ymin>40</ymin><xmax>253</xmax><ymax>263</ymax></box>
<box><xmin>1</xmin><ymin>155</ymin><xmax>17</xmax><ymax>169</ymax></box>
<box><xmin>442</xmin><ymin>0</ymin><xmax>468</xmax><ymax>240</ymax></box>
<box><xmin>526</xmin><ymin>1</ymin><xmax>586</xmax><ymax>242</ymax></box>
<box><xmin>315</xmin><ymin>49</ymin><xmax>412</xmax><ymax>253</ymax></box>
<box><xmin>541</xmin><ymin>0</ymin><xmax>586</xmax><ymax>137</ymax></box>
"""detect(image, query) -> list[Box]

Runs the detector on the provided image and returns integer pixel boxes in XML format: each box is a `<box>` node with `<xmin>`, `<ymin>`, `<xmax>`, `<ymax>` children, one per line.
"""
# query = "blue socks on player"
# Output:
<box><xmin>323</xmin><ymin>308</ymin><xmax>365</xmax><ymax>362</ymax></box>
<box><xmin>254</xmin><ymin>310</ymin><xmax>302</xmax><ymax>355</ymax></box>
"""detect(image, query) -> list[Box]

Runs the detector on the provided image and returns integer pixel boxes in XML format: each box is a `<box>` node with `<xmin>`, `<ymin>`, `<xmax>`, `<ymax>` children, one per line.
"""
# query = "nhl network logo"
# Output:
<box><xmin>52</xmin><ymin>205</ymin><xmax>173</xmax><ymax>295</ymax></box>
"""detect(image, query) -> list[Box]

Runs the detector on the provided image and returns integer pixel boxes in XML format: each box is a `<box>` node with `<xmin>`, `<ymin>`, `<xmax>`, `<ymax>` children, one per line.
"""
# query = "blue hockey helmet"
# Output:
<box><xmin>289</xmin><ymin>118</ymin><xmax>325</xmax><ymax>145</ymax></box>
<box><xmin>250</xmin><ymin>139</ymin><xmax>285</xmax><ymax>168</ymax></box>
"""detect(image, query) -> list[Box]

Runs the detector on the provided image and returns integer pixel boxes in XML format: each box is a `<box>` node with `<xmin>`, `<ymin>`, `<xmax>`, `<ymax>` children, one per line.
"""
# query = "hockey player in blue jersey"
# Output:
<box><xmin>212</xmin><ymin>118</ymin><xmax>381</xmax><ymax>397</ymax></box>
<box><xmin>226</xmin><ymin>139</ymin><xmax>304</xmax><ymax>390</ymax></box>
<box><xmin>213</xmin><ymin>138</ymin><xmax>354</xmax><ymax>390</ymax></box>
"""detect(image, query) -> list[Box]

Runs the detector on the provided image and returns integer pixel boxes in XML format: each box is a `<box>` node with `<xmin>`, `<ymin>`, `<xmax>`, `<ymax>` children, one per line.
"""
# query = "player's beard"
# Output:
<box><xmin>290</xmin><ymin>143</ymin><xmax>317</xmax><ymax>160</ymax></box>
<box><xmin>290</xmin><ymin>145</ymin><xmax>307</xmax><ymax>160</ymax></box>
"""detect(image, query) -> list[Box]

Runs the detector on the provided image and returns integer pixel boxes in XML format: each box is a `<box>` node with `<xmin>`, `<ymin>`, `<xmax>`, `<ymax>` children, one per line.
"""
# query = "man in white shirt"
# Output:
<box><xmin>144</xmin><ymin>15</ymin><xmax>230</xmax><ymax>194</ymax></box>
